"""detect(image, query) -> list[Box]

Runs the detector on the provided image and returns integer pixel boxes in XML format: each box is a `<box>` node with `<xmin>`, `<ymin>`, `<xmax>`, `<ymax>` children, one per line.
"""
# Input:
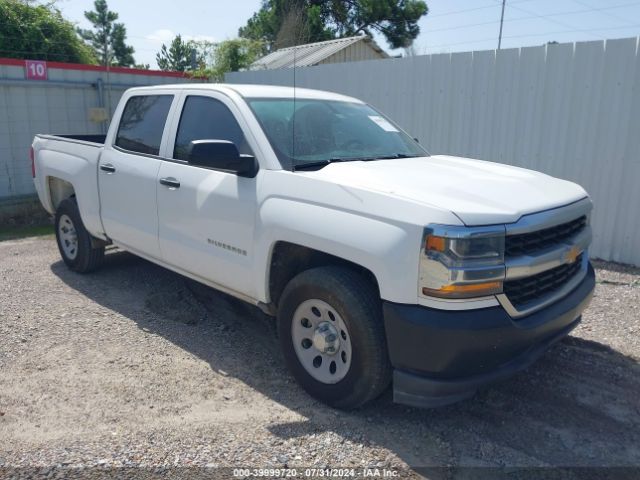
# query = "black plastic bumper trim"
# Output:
<box><xmin>385</xmin><ymin>263</ymin><xmax>595</xmax><ymax>408</ymax></box>
<box><xmin>393</xmin><ymin>318</ymin><xmax>579</xmax><ymax>408</ymax></box>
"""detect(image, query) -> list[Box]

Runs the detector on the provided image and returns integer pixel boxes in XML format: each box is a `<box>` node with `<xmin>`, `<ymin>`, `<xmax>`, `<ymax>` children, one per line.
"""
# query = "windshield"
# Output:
<box><xmin>246</xmin><ymin>98</ymin><xmax>428</xmax><ymax>170</ymax></box>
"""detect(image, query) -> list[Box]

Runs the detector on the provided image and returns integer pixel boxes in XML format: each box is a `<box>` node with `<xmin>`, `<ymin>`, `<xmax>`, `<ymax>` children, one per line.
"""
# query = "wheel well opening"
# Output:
<box><xmin>268</xmin><ymin>241</ymin><xmax>380</xmax><ymax>309</ymax></box>
<box><xmin>48</xmin><ymin>177</ymin><xmax>75</xmax><ymax>210</ymax></box>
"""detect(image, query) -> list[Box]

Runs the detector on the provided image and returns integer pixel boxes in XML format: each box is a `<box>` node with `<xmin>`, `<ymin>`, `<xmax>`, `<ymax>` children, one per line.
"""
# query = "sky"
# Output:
<box><xmin>54</xmin><ymin>0</ymin><xmax>640</xmax><ymax>69</ymax></box>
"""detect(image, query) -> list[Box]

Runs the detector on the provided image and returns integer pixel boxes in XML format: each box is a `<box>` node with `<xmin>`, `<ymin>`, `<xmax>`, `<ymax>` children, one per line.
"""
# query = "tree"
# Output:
<box><xmin>0</xmin><ymin>0</ymin><xmax>96</xmax><ymax>63</ymax></box>
<box><xmin>156</xmin><ymin>35</ymin><xmax>200</xmax><ymax>72</ymax></box>
<box><xmin>111</xmin><ymin>23</ymin><xmax>135</xmax><ymax>67</ymax></box>
<box><xmin>189</xmin><ymin>39</ymin><xmax>263</xmax><ymax>81</ymax></box>
<box><xmin>156</xmin><ymin>37</ymin><xmax>261</xmax><ymax>78</ymax></box>
<box><xmin>203</xmin><ymin>39</ymin><xmax>264</xmax><ymax>81</ymax></box>
<box><xmin>239</xmin><ymin>0</ymin><xmax>428</xmax><ymax>51</ymax></box>
<box><xmin>78</xmin><ymin>0</ymin><xmax>136</xmax><ymax>67</ymax></box>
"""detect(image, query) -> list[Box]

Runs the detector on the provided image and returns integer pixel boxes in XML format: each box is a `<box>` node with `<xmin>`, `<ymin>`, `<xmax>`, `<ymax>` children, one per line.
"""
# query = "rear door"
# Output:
<box><xmin>156</xmin><ymin>92</ymin><xmax>258</xmax><ymax>297</ymax></box>
<box><xmin>98</xmin><ymin>92</ymin><xmax>175</xmax><ymax>259</ymax></box>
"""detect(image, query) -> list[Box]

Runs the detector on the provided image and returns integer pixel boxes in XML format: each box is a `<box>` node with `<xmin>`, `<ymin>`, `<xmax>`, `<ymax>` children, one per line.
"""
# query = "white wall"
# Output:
<box><xmin>227</xmin><ymin>37</ymin><xmax>640</xmax><ymax>265</ymax></box>
<box><xmin>0</xmin><ymin>62</ymin><xmax>195</xmax><ymax>201</ymax></box>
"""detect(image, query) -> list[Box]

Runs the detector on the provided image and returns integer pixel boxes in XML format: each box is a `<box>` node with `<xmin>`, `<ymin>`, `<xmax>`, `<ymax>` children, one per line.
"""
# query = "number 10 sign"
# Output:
<box><xmin>25</xmin><ymin>60</ymin><xmax>48</xmax><ymax>80</ymax></box>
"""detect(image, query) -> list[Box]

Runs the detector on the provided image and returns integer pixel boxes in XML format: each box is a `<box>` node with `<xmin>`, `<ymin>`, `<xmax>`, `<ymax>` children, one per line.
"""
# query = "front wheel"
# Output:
<box><xmin>55</xmin><ymin>198</ymin><xmax>104</xmax><ymax>273</ymax></box>
<box><xmin>277</xmin><ymin>266</ymin><xmax>392</xmax><ymax>409</ymax></box>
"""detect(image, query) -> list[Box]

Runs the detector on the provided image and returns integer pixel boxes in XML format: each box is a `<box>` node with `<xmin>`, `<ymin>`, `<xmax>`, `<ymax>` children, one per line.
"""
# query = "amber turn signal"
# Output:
<box><xmin>422</xmin><ymin>281</ymin><xmax>503</xmax><ymax>299</ymax></box>
<box><xmin>425</xmin><ymin>235</ymin><xmax>446</xmax><ymax>252</ymax></box>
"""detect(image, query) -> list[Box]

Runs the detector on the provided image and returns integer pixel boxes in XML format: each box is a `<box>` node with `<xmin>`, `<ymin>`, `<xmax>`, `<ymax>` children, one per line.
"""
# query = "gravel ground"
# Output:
<box><xmin>0</xmin><ymin>236</ymin><xmax>639</xmax><ymax>479</ymax></box>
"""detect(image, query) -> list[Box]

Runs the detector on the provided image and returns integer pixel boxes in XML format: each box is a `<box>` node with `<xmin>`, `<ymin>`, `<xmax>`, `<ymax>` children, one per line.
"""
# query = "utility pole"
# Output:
<box><xmin>498</xmin><ymin>0</ymin><xmax>506</xmax><ymax>50</ymax></box>
<box><xmin>190</xmin><ymin>48</ymin><xmax>197</xmax><ymax>71</ymax></box>
<box><xmin>104</xmin><ymin>32</ymin><xmax>113</xmax><ymax>121</ymax></box>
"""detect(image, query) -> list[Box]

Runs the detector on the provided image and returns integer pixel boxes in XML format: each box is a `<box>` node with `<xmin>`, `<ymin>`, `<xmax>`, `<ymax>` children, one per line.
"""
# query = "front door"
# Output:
<box><xmin>156</xmin><ymin>93</ymin><xmax>258</xmax><ymax>297</ymax></box>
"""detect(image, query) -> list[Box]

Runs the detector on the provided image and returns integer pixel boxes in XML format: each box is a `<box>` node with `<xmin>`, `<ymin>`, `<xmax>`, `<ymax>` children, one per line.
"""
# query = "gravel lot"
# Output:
<box><xmin>1</xmin><ymin>236</ymin><xmax>639</xmax><ymax>478</ymax></box>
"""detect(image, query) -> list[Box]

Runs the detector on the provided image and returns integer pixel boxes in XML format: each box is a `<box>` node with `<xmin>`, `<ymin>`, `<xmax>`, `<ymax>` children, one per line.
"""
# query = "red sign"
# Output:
<box><xmin>25</xmin><ymin>60</ymin><xmax>48</xmax><ymax>80</ymax></box>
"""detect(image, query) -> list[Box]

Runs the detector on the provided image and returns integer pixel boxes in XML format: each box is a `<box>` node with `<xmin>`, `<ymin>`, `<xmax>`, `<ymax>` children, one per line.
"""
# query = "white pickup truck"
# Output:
<box><xmin>31</xmin><ymin>84</ymin><xmax>595</xmax><ymax>408</ymax></box>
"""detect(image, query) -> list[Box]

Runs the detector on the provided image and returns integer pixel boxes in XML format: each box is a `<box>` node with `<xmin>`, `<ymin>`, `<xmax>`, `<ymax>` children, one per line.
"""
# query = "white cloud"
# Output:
<box><xmin>184</xmin><ymin>34</ymin><xmax>217</xmax><ymax>44</ymax></box>
<box><xmin>145</xmin><ymin>29</ymin><xmax>216</xmax><ymax>45</ymax></box>
<box><xmin>145</xmin><ymin>29</ymin><xmax>176</xmax><ymax>44</ymax></box>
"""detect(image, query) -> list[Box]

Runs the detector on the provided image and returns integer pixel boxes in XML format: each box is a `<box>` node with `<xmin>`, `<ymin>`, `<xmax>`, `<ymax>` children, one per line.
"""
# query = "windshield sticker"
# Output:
<box><xmin>368</xmin><ymin>115</ymin><xmax>399</xmax><ymax>132</ymax></box>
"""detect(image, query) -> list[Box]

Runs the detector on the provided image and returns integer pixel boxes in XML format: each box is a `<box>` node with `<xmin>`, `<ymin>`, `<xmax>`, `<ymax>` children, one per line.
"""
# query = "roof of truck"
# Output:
<box><xmin>126</xmin><ymin>83</ymin><xmax>363</xmax><ymax>103</ymax></box>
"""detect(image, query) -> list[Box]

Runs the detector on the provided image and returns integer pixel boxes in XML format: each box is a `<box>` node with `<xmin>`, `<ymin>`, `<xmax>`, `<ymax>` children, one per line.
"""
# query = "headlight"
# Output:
<box><xmin>420</xmin><ymin>225</ymin><xmax>506</xmax><ymax>299</ymax></box>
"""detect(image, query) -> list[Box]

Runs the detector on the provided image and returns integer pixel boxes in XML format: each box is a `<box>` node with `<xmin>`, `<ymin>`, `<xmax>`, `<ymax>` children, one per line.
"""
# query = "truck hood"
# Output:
<box><xmin>310</xmin><ymin>155</ymin><xmax>588</xmax><ymax>225</ymax></box>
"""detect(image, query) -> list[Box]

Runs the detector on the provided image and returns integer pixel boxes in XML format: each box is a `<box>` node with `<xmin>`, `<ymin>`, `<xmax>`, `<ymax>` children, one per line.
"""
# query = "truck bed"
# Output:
<box><xmin>38</xmin><ymin>134</ymin><xmax>107</xmax><ymax>145</ymax></box>
<box><xmin>32</xmin><ymin>133</ymin><xmax>106</xmax><ymax>236</ymax></box>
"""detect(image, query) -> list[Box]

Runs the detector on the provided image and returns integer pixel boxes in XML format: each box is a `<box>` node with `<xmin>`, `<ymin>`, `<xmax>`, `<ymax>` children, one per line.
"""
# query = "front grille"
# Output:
<box><xmin>505</xmin><ymin>216</ymin><xmax>587</xmax><ymax>257</ymax></box>
<box><xmin>504</xmin><ymin>254</ymin><xmax>583</xmax><ymax>307</ymax></box>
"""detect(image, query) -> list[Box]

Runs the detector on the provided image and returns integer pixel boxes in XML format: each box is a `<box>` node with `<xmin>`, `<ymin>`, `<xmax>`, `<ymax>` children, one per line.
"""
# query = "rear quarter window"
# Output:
<box><xmin>115</xmin><ymin>95</ymin><xmax>173</xmax><ymax>156</ymax></box>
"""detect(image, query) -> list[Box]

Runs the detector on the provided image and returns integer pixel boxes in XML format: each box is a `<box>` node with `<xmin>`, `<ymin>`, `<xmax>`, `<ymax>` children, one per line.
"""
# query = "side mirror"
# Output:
<box><xmin>188</xmin><ymin>139</ymin><xmax>258</xmax><ymax>178</ymax></box>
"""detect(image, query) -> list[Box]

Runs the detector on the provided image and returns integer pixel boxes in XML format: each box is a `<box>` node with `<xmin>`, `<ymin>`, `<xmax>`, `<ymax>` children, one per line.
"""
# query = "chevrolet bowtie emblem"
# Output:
<box><xmin>565</xmin><ymin>246</ymin><xmax>581</xmax><ymax>264</ymax></box>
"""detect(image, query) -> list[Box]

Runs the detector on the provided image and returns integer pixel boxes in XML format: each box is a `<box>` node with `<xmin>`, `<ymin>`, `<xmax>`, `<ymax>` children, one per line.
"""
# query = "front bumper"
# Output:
<box><xmin>383</xmin><ymin>263</ymin><xmax>595</xmax><ymax>408</ymax></box>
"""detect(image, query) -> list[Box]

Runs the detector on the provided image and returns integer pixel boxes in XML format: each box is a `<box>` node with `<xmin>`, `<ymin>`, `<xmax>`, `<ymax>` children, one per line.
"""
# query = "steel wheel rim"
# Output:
<box><xmin>291</xmin><ymin>299</ymin><xmax>352</xmax><ymax>384</ymax></box>
<box><xmin>58</xmin><ymin>214</ymin><xmax>78</xmax><ymax>260</ymax></box>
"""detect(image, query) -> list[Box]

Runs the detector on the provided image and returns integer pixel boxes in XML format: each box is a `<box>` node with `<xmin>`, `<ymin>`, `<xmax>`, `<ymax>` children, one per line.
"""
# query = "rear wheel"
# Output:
<box><xmin>55</xmin><ymin>198</ymin><xmax>104</xmax><ymax>273</ymax></box>
<box><xmin>277</xmin><ymin>266</ymin><xmax>391</xmax><ymax>409</ymax></box>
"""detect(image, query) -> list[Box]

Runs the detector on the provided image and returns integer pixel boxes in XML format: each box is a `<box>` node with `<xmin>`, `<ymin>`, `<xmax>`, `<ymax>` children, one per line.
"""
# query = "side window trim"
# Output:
<box><xmin>158</xmin><ymin>90</ymin><xmax>185</xmax><ymax>159</ymax></box>
<box><xmin>112</xmin><ymin>144</ymin><xmax>183</xmax><ymax>163</ymax></box>
<box><xmin>160</xmin><ymin>90</ymin><xmax>187</xmax><ymax>159</ymax></box>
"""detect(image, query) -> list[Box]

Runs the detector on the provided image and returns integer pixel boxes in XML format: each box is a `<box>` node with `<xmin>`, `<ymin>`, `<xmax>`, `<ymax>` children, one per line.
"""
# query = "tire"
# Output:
<box><xmin>277</xmin><ymin>266</ymin><xmax>392</xmax><ymax>409</ymax></box>
<box><xmin>54</xmin><ymin>197</ymin><xmax>104</xmax><ymax>273</ymax></box>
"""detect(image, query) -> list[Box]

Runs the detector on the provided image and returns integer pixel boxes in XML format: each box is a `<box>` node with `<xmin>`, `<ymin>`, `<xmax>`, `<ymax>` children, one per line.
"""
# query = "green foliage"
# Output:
<box><xmin>239</xmin><ymin>0</ymin><xmax>428</xmax><ymax>50</ymax></box>
<box><xmin>156</xmin><ymin>34</ymin><xmax>201</xmax><ymax>72</ymax></box>
<box><xmin>78</xmin><ymin>0</ymin><xmax>136</xmax><ymax>67</ymax></box>
<box><xmin>212</xmin><ymin>38</ymin><xmax>265</xmax><ymax>81</ymax></box>
<box><xmin>111</xmin><ymin>23</ymin><xmax>135</xmax><ymax>67</ymax></box>
<box><xmin>0</xmin><ymin>0</ymin><xmax>97</xmax><ymax>63</ymax></box>
<box><xmin>239</xmin><ymin>2</ymin><xmax>284</xmax><ymax>49</ymax></box>
<box><xmin>193</xmin><ymin>38</ymin><xmax>264</xmax><ymax>81</ymax></box>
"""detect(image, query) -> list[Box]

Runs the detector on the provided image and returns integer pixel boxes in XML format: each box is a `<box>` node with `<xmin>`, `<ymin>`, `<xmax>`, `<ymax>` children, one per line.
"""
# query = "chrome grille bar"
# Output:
<box><xmin>497</xmin><ymin>197</ymin><xmax>592</xmax><ymax>318</ymax></box>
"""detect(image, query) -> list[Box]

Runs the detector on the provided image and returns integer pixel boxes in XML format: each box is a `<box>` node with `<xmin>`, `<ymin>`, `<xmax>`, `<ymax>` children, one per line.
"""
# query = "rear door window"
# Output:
<box><xmin>173</xmin><ymin>96</ymin><xmax>252</xmax><ymax>161</ymax></box>
<box><xmin>115</xmin><ymin>95</ymin><xmax>173</xmax><ymax>156</ymax></box>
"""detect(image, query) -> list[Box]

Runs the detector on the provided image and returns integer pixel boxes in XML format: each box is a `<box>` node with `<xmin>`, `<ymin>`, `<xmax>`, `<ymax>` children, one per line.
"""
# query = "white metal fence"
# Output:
<box><xmin>0</xmin><ymin>60</ymin><xmax>195</xmax><ymax>202</ymax></box>
<box><xmin>227</xmin><ymin>37</ymin><xmax>640</xmax><ymax>265</ymax></box>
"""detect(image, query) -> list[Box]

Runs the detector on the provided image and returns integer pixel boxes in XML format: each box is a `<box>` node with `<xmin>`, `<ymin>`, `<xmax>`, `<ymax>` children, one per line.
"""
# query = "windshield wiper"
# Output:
<box><xmin>292</xmin><ymin>158</ymin><xmax>343</xmax><ymax>171</ymax></box>
<box><xmin>292</xmin><ymin>157</ymin><xmax>370</xmax><ymax>171</ymax></box>
<box><xmin>373</xmin><ymin>153</ymin><xmax>422</xmax><ymax>160</ymax></box>
<box><xmin>292</xmin><ymin>153</ymin><xmax>422</xmax><ymax>171</ymax></box>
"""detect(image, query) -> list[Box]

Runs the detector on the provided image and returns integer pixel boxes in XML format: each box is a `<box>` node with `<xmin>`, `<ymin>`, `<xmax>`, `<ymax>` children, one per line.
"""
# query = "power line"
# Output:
<box><xmin>506</xmin><ymin>23</ymin><xmax>640</xmax><ymax>37</ymax></box>
<box><xmin>424</xmin><ymin>24</ymin><xmax>640</xmax><ymax>51</ymax></box>
<box><xmin>4</xmin><ymin>1</ymin><xmax>640</xmax><ymax>63</ymax></box>
<box><xmin>570</xmin><ymin>0</ymin><xmax>639</xmax><ymax>26</ymax></box>
<box><xmin>428</xmin><ymin>0</ymin><xmax>535</xmax><ymax>18</ymax></box>
<box><xmin>504</xmin><ymin>0</ymin><xmax>640</xmax><ymax>42</ymax></box>
<box><xmin>506</xmin><ymin>2</ymin><xmax>605</xmax><ymax>40</ymax></box>
<box><xmin>425</xmin><ymin>1</ymin><xmax>640</xmax><ymax>34</ymax></box>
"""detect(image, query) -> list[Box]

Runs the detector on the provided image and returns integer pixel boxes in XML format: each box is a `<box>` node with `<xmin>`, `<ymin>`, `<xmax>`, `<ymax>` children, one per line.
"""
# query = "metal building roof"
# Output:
<box><xmin>249</xmin><ymin>36</ymin><xmax>387</xmax><ymax>70</ymax></box>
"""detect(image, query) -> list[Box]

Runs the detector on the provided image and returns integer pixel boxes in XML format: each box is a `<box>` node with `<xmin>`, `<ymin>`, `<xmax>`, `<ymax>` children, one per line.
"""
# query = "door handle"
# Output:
<box><xmin>99</xmin><ymin>163</ymin><xmax>116</xmax><ymax>173</ymax></box>
<box><xmin>159</xmin><ymin>177</ymin><xmax>180</xmax><ymax>189</ymax></box>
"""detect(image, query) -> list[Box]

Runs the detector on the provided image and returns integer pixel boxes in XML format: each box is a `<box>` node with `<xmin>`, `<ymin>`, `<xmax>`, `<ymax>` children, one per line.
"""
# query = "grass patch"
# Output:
<box><xmin>0</xmin><ymin>224</ymin><xmax>54</xmax><ymax>242</ymax></box>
